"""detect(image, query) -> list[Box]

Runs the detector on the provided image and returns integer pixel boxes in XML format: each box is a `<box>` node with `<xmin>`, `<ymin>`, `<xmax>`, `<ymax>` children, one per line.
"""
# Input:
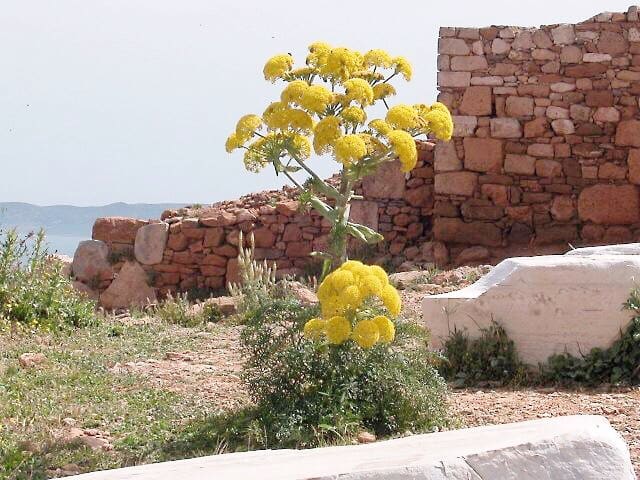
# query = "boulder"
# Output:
<box><xmin>99</xmin><ymin>261</ymin><xmax>156</xmax><ymax>310</ymax></box>
<box><xmin>72</xmin><ymin>240</ymin><xmax>113</xmax><ymax>283</ymax></box>
<box><xmin>134</xmin><ymin>223</ymin><xmax>169</xmax><ymax>265</ymax></box>
<box><xmin>92</xmin><ymin>217</ymin><xmax>147</xmax><ymax>244</ymax></box>
<box><xmin>423</xmin><ymin>254</ymin><xmax>640</xmax><ymax>364</ymax></box>
<box><xmin>578</xmin><ymin>185</ymin><xmax>639</xmax><ymax>225</ymax></box>
<box><xmin>64</xmin><ymin>416</ymin><xmax>634</xmax><ymax>480</ymax></box>
<box><xmin>361</xmin><ymin>160</ymin><xmax>405</xmax><ymax>199</ymax></box>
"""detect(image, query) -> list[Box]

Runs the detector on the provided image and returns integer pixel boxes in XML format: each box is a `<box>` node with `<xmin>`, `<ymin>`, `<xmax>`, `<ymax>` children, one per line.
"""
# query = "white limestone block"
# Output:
<box><xmin>566</xmin><ymin>243</ymin><xmax>640</xmax><ymax>256</ymax></box>
<box><xmin>422</xmin><ymin>254</ymin><xmax>640</xmax><ymax>364</ymax></box>
<box><xmin>67</xmin><ymin>416</ymin><xmax>634</xmax><ymax>479</ymax></box>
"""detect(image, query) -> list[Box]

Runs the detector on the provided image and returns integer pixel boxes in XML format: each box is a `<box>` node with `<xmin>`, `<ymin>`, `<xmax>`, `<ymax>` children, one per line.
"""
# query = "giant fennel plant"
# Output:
<box><xmin>225</xmin><ymin>43</ymin><xmax>453</xmax><ymax>276</ymax></box>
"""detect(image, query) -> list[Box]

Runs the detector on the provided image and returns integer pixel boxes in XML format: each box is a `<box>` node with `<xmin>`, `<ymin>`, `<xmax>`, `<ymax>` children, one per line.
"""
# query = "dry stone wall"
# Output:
<box><xmin>71</xmin><ymin>6</ymin><xmax>640</xmax><ymax>305</ymax></box>
<box><xmin>436</xmin><ymin>5</ymin><xmax>640</xmax><ymax>262</ymax></box>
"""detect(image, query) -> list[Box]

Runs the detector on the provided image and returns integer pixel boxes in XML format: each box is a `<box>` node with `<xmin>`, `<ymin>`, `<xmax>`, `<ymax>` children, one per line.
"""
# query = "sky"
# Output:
<box><xmin>0</xmin><ymin>0</ymin><xmax>634</xmax><ymax>206</ymax></box>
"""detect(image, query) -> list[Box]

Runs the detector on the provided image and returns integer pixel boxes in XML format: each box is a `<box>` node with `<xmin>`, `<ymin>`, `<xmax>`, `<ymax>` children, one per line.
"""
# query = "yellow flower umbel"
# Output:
<box><xmin>263</xmin><ymin>54</ymin><xmax>294</xmax><ymax>82</ymax></box>
<box><xmin>303</xmin><ymin>318</ymin><xmax>327</xmax><ymax>340</ymax></box>
<box><xmin>386</xmin><ymin>130</ymin><xmax>417</xmax><ymax>172</ymax></box>
<box><xmin>311</xmin><ymin>261</ymin><xmax>401</xmax><ymax>349</ymax></box>
<box><xmin>334</xmin><ymin>135</ymin><xmax>367</xmax><ymax>166</ymax></box>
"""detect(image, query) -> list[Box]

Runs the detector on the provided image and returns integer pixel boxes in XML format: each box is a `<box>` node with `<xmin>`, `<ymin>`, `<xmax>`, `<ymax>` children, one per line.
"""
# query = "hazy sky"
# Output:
<box><xmin>1</xmin><ymin>0</ymin><xmax>633</xmax><ymax>206</ymax></box>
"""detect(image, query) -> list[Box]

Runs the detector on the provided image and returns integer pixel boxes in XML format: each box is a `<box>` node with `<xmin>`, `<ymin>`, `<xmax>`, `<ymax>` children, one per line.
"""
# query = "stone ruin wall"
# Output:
<box><xmin>72</xmin><ymin>6</ymin><xmax>640</xmax><ymax>306</ymax></box>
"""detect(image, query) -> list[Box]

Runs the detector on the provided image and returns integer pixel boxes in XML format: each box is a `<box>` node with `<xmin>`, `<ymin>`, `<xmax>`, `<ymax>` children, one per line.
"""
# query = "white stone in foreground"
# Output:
<box><xmin>422</xmin><ymin>254</ymin><xmax>640</xmax><ymax>364</ymax></box>
<box><xmin>566</xmin><ymin>243</ymin><xmax>640</xmax><ymax>256</ymax></box>
<box><xmin>68</xmin><ymin>416</ymin><xmax>634</xmax><ymax>480</ymax></box>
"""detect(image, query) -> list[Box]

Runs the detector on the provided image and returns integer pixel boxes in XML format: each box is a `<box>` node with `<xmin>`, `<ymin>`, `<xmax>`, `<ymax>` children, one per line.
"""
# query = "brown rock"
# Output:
<box><xmin>282</xmin><ymin>224</ymin><xmax>302</xmax><ymax>242</ymax></box>
<box><xmin>350</xmin><ymin>200</ymin><xmax>380</xmax><ymax>229</ymax></box>
<box><xmin>505</xmin><ymin>96</ymin><xmax>534</xmax><ymax>117</ymax></box>
<box><xmin>628</xmin><ymin>149</ymin><xmax>640</xmax><ymax>184</ymax></box>
<box><xmin>200</xmin><ymin>211</ymin><xmax>236</xmax><ymax>227</ymax></box>
<box><xmin>504</xmin><ymin>154</ymin><xmax>536</xmax><ymax>175</ymax></box>
<box><xmin>481</xmin><ymin>184</ymin><xmax>509</xmax><ymax>206</ymax></box>
<box><xmin>72</xmin><ymin>240</ymin><xmax>113</xmax><ymax>283</ymax></box>
<box><xmin>586</xmin><ymin>91</ymin><xmax>614</xmax><ymax>107</ymax></box>
<box><xmin>598</xmin><ymin>163</ymin><xmax>627</xmax><ymax>180</ymax></box>
<box><xmin>434</xmin><ymin>172</ymin><xmax>478</xmax><ymax>196</ymax></box>
<box><xmin>581</xmin><ymin>224</ymin><xmax>605</xmax><ymax>243</ymax></box>
<box><xmin>99</xmin><ymin>261</ymin><xmax>157</xmax><ymax>310</ymax></box>
<box><xmin>203</xmin><ymin>228</ymin><xmax>225</xmax><ymax>248</ymax></box>
<box><xmin>506</xmin><ymin>206</ymin><xmax>532</xmax><ymax>224</ymax></box>
<box><xmin>433</xmin><ymin>217</ymin><xmax>502</xmax><ymax>247</ymax></box>
<box><xmin>459</xmin><ymin>86</ymin><xmax>492</xmax><ymax>115</ymax></box>
<box><xmin>535</xmin><ymin>225</ymin><xmax>578</xmax><ymax>245</ymax></box>
<box><xmin>18</xmin><ymin>352</ymin><xmax>46</xmax><ymax>368</ymax></box>
<box><xmin>252</xmin><ymin>227</ymin><xmax>276</xmax><ymax>248</ymax></box>
<box><xmin>597</xmin><ymin>31</ymin><xmax>628</xmax><ymax>55</ymax></box>
<box><xmin>463</xmin><ymin>138</ymin><xmax>504</xmax><ymax>173</ymax></box>
<box><xmin>167</xmin><ymin>233</ymin><xmax>189</xmax><ymax>251</ymax></box>
<box><xmin>92</xmin><ymin>217</ymin><xmax>147</xmax><ymax>244</ymax></box>
<box><xmin>455</xmin><ymin>246</ymin><xmax>490</xmax><ymax>266</ymax></box>
<box><xmin>524</xmin><ymin>117</ymin><xmax>549</xmax><ymax>138</ymax></box>
<box><xmin>434</xmin><ymin>141</ymin><xmax>462</xmax><ymax>172</ymax></box>
<box><xmin>490</xmin><ymin>118</ymin><xmax>522</xmax><ymax>138</ymax></box>
<box><xmin>403</xmin><ymin>185</ymin><xmax>433</xmax><ymax>208</ymax></box>
<box><xmin>535</xmin><ymin>159</ymin><xmax>563</xmax><ymax>177</ymax></box>
<box><xmin>285</xmin><ymin>241</ymin><xmax>312</xmax><ymax>258</ymax></box>
<box><xmin>578</xmin><ymin>185</ymin><xmax>640</xmax><ymax>225</ymax></box>
<box><xmin>615</xmin><ymin>120</ymin><xmax>640</xmax><ymax>147</ymax></box>
<box><xmin>362</xmin><ymin>160</ymin><xmax>406</xmax><ymax>199</ymax></box>
<box><xmin>550</xmin><ymin>196</ymin><xmax>575</xmax><ymax>222</ymax></box>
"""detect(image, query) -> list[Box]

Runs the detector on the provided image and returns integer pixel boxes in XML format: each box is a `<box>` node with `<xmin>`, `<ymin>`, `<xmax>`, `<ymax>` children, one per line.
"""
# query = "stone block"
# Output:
<box><xmin>362</xmin><ymin>160</ymin><xmax>405</xmax><ymax>199</ymax></box>
<box><xmin>433</xmin><ymin>217</ymin><xmax>502</xmax><ymax>247</ymax></box>
<box><xmin>437</xmin><ymin>71</ymin><xmax>471</xmax><ymax>87</ymax></box>
<box><xmin>551</xmin><ymin>24</ymin><xmax>575</xmax><ymax>45</ymax></box>
<box><xmin>434</xmin><ymin>172</ymin><xmax>478</xmax><ymax>196</ymax></box>
<box><xmin>438</xmin><ymin>37</ymin><xmax>471</xmax><ymax>55</ymax></box>
<box><xmin>435</xmin><ymin>141</ymin><xmax>462</xmax><ymax>172</ymax></box>
<box><xmin>504</xmin><ymin>154</ymin><xmax>536</xmax><ymax>175</ymax></box>
<box><xmin>450</xmin><ymin>55</ymin><xmax>488</xmax><ymax>71</ymax></box>
<box><xmin>423</xmin><ymin>253</ymin><xmax>640</xmax><ymax>367</ymax></box>
<box><xmin>451</xmin><ymin>115</ymin><xmax>477</xmax><ymax>136</ymax></box>
<box><xmin>616</xmin><ymin>120</ymin><xmax>640</xmax><ymax>146</ymax></box>
<box><xmin>100</xmin><ymin>261</ymin><xmax>156</xmax><ymax>310</ymax></box>
<box><xmin>134</xmin><ymin>223</ymin><xmax>169</xmax><ymax>265</ymax></box>
<box><xmin>578</xmin><ymin>185</ymin><xmax>640</xmax><ymax>225</ymax></box>
<box><xmin>92</xmin><ymin>217</ymin><xmax>147</xmax><ymax>244</ymax></box>
<box><xmin>490</xmin><ymin>118</ymin><xmax>522</xmax><ymax>138</ymax></box>
<box><xmin>458</xmin><ymin>86</ymin><xmax>492</xmax><ymax>115</ymax></box>
<box><xmin>349</xmin><ymin>200</ymin><xmax>379</xmax><ymax>231</ymax></box>
<box><xmin>72</xmin><ymin>240</ymin><xmax>113</xmax><ymax>283</ymax></box>
<box><xmin>463</xmin><ymin>138</ymin><xmax>504</xmax><ymax>173</ymax></box>
<box><xmin>628</xmin><ymin>149</ymin><xmax>640</xmax><ymax>184</ymax></box>
<box><xmin>505</xmin><ymin>96</ymin><xmax>534</xmax><ymax>117</ymax></box>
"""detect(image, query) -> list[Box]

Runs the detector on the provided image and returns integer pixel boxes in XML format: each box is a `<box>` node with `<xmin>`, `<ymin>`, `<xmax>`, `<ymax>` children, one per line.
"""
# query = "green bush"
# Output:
<box><xmin>0</xmin><ymin>229</ymin><xmax>95</xmax><ymax>330</ymax></box>
<box><xmin>239</xmin><ymin>294</ymin><xmax>449</xmax><ymax>447</ymax></box>
<box><xmin>440</xmin><ymin>321</ymin><xmax>527</xmax><ymax>387</ymax></box>
<box><xmin>152</xmin><ymin>293</ymin><xmax>222</xmax><ymax>327</ymax></box>
<box><xmin>542</xmin><ymin>289</ymin><xmax>640</xmax><ymax>386</ymax></box>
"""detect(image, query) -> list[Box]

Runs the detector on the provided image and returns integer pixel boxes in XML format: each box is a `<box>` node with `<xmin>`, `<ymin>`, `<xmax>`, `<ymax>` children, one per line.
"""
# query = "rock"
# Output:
<box><xmin>200</xmin><ymin>210</ymin><xmax>237</xmax><ymax>226</ymax></box>
<box><xmin>362</xmin><ymin>160</ymin><xmax>405</xmax><ymax>199</ymax></box>
<box><xmin>356</xmin><ymin>431</ymin><xmax>376</xmax><ymax>444</ymax></box>
<box><xmin>18</xmin><ymin>352</ymin><xmax>46</xmax><ymax>368</ymax></box>
<box><xmin>92</xmin><ymin>217</ymin><xmax>147</xmax><ymax>244</ymax></box>
<box><xmin>597</xmin><ymin>31</ymin><xmax>628</xmax><ymax>55</ymax></box>
<box><xmin>206</xmin><ymin>296</ymin><xmax>237</xmax><ymax>316</ymax></box>
<box><xmin>389</xmin><ymin>270</ymin><xmax>432</xmax><ymax>290</ymax></box>
<box><xmin>551</xmin><ymin>24</ymin><xmax>575</xmax><ymax>45</ymax></box>
<box><xmin>550</xmin><ymin>196</ymin><xmax>575</xmax><ymax>222</ymax></box>
<box><xmin>593</xmin><ymin>107</ymin><xmax>620</xmax><ymax>123</ymax></box>
<box><xmin>134</xmin><ymin>223</ymin><xmax>169</xmax><ymax>265</ymax></box>
<box><xmin>452</xmin><ymin>116</ymin><xmax>477</xmax><ymax>137</ymax></box>
<box><xmin>551</xmin><ymin>119</ymin><xmax>575</xmax><ymax>135</ymax></box>
<box><xmin>459</xmin><ymin>86</ymin><xmax>492</xmax><ymax>115</ymax></box>
<box><xmin>99</xmin><ymin>261</ymin><xmax>157</xmax><ymax>310</ymax></box>
<box><xmin>505</xmin><ymin>96</ymin><xmax>534</xmax><ymax>117</ymax></box>
<box><xmin>490</xmin><ymin>118</ymin><xmax>522</xmax><ymax>138</ymax></box>
<box><xmin>434</xmin><ymin>141</ymin><xmax>462</xmax><ymax>172</ymax></box>
<box><xmin>450</xmin><ymin>55</ymin><xmax>488</xmax><ymax>71</ymax></box>
<box><xmin>503</xmin><ymin>154</ymin><xmax>535</xmax><ymax>175</ymax></box>
<box><xmin>287</xmin><ymin>281</ymin><xmax>318</xmax><ymax>305</ymax></box>
<box><xmin>455</xmin><ymin>246</ymin><xmax>490</xmax><ymax>266</ymax></box>
<box><xmin>578</xmin><ymin>185</ymin><xmax>640</xmax><ymax>225</ymax></box>
<box><xmin>349</xmin><ymin>200</ymin><xmax>379</xmax><ymax>231</ymax></box>
<box><xmin>433</xmin><ymin>218</ymin><xmax>502</xmax><ymax>247</ymax></box>
<box><xmin>628</xmin><ymin>149</ymin><xmax>640</xmax><ymax>185</ymax></box>
<box><xmin>165</xmin><ymin>352</ymin><xmax>194</xmax><ymax>361</ymax></box>
<box><xmin>491</xmin><ymin>38</ymin><xmax>511</xmax><ymax>55</ymax></box>
<box><xmin>438</xmin><ymin>38</ymin><xmax>470</xmax><ymax>55</ymax></box>
<box><xmin>434</xmin><ymin>172</ymin><xmax>478</xmax><ymax>197</ymax></box>
<box><xmin>72</xmin><ymin>240</ymin><xmax>113</xmax><ymax>283</ymax></box>
<box><xmin>424</xmin><ymin>253</ymin><xmax>640</xmax><ymax>366</ymax></box>
<box><xmin>61</xmin><ymin>415</ymin><xmax>635</xmax><ymax>480</ymax></box>
<box><xmin>615</xmin><ymin>120</ymin><xmax>640</xmax><ymax>147</ymax></box>
<box><xmin>437</xmin><ymin>71</ymin><xmax>471</xmax><ymax>88</ymax></box>
<box><xmin>463</xmin><ymin>138</ymin><xmax>504</xmax><ymax>173</ymax></box>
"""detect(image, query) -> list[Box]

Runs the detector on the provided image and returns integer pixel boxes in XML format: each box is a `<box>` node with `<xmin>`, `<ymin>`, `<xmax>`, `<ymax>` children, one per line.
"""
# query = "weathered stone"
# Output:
<box><xmin>535</xmin><ymin>225</ymin><xmax>578</xmax><ymax>245</ymax></box>
<box><xmin>628</xmin><ymin>149</ymin><xmax>640</xmax><ymax>184</ymax></box>
<box><xmin>458</xmin><ymin>86</ymin><xmax>492</xmax><ymax>115</ymax></box>
<box><xmin>491</xmin><ymin>38</ymin><xmax>511</xmax><ymax>55</ymax></box>
<box><xmin>100</xmin><ymin>261</ymin><xmax>157</xmax><ymax>310</ymax></box>
<box><xmin>586</xmin><ymin>90</ymin><xmax>614</xmax><ymax>107</ymax></box>
<box><xmin>524</xmin><ymin>117</ymin><xmax>548</xmax><ymax>138</ymax></box>
<box><xmin>560</xmin><ymin>45</ymin><xmax>581</xmax><ymax>63</ymax></box>
<box><xmin>599</xmin><ymin>163</ymin><xmax>627</xmax><ymax>180</ymax></box>
<box><xmin>551</xmin><ymin>24</ymin><xmax>575</xmax><ymax>45</ymax></box>
<box><xmin>134</xmin><ymin>223</ymin><xmax>169</xmax><ymax>265</ymax></box>
<box><xmin>597</xmin><ymin>31</ymin><xmax>628</xmax><ymax>55</ymax></box>
<box><xmin>451</xmin><ymin>115</ymin><xmax>477</xmax><ymax>136</ymax></box>
<box><xmin>551</xmin><ymin>119</ymin><xmax>575</xmax><ymax>135</ymax></box>
<box><xmin>203</xmin><ymin>228</ymin><xmax>225</xmax><ymax>248</ymax></box>
<box><xmin>72</xmin><ymin>240</ymin><xmax>113</xmax><ymax>283</ymax></box>
<box><xmin>527</xmin><ymin>143</ymin><xmax>554</xmax><ymax>158</ymax></box>
<box><xmin>463</xmin><ymin>138</ymin><xmax>504</xmax><ymax>173</ymax></box>
<box><xmin>92</xmin><ymin>217</ymin><xmax>147</xmax><ymax>244</ymax></box>
<box><xmin>450</xmin><ymin>55</ymin><xmax>488</xmax><ymax>71</ymax></box>
<box><xmin>583</xmin><ymin>53</ymin><xmax>613</xmax><ymax>63</ymax></box>
<box><xmin>505</xmin><ymin>96</ymin><xmax>534</xmax><ymax>117</ymax></box>
<box><xmin>593</xmin><ymin>107</ymin><xmax>620</xmax><ymax>122</ymax></box>
<box><xmin>578</xmin><ymin>185</ymin><xmax>640</xmax><ymax>225</ymax></box>
<box><xmin>433</xmin><ymin>217</ymin><xmax>502</xmax><ymax>247</ymax></box>
<box><xmin>434</xmin><ymin>141</ymin><xmax>461</xmax><ymax>172</ymax></box>
<box><xmin>504</xmin><ymin>154</ymin><xmax>536</xmax><ymax>175</ymax></box>
<box><xmin>362</xmin><ymin>160</ymin><xmax>405</xmax><ymax>198</ymax></box>
<box><xmin>550</xmin><ymin>196</ymin><xmax>575</xmax><ymax>222</ymax></box>
<box><xmin>455</xmin><ymin>246</ymin><xmax>490</xmax><ymax>266</ymax></box>
<box><xmin>438</xmin><ymin>38</ymin><xmax>470</xmax><ymax>55</ymax></box>
<box><xmin>200</xmin><ymin>211</ymin><xmax>236</xmax><ymax>227</ymax></box>
<box><xmin>535</xmin><ymin>159</ymin><xmax>563</xmax><ymax>177</ymax></box>
<box><xmin>550</xmin><ymin>82</ymin><xmax>575</xmax><ymax>93</ymax></box>
<box><xmin>349</xmin><ymin>200</ymin><xmax>379</xmax><ymax>230</ymax></box>
<box><xmin>19</xmin><ymin>352</ymin><xmax>47</xmax><ymax>369</ymax></box>
<box><xmin>490</xmin><ymin>118</ymin><xmax>522</xmax><ymax>138</ymax></box>
<box><xmin>434</xmin><ymin>172</ymin><xmax>478</xmax><ymax>197</ymax></box>
<box><xmin>615</xmin><ymin>120</ymin><xmax>640</xmax><ymax>146</ymax></box>
<box><xmin>437</xmin><ymin>71</ymin><xmax>471</xmax><ymax>87</ymax></box>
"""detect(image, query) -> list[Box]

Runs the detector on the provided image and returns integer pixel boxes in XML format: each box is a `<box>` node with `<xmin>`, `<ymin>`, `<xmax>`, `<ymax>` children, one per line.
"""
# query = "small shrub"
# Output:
<box><xmin>153</xmin><ymin>293</ymin><xmax>204</xmax><ymax>327</ymax></box>
<box><xmin>542</xmin><ymin>289</ymin><xmax>640</xmax><ymax>386</ymax></box>
<box><xmin>0</xmin><ymin>229</ymin><xmax>95</xmax><ymax>330</ymax></box>
<box><xmin>440</xmin><ymin>321</ymin><xmax>527</xmax><ymax>387</ymax></box>
<box><xmin>240</xmin><ymin>294</ymin><xmax>449</xmax><ymax>447</ymax></box>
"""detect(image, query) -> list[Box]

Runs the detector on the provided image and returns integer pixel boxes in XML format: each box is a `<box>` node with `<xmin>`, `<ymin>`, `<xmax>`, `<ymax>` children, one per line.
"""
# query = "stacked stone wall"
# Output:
<box><xmin>435</xmin><ymin>6</ymin><xmax>640</xmax><ymax>262</ymax></box>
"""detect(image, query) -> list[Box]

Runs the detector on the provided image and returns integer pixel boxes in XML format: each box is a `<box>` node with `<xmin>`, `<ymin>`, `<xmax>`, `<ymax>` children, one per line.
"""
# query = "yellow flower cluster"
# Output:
<box><xmin>303</xmin><ymin>261</ymin><xmax>401</xmax><ymax>349</ymax></box>
<box><xmin>227</xmin><ymin>43</ymin><xmax>454</xmax><ymax>175</ymax></box>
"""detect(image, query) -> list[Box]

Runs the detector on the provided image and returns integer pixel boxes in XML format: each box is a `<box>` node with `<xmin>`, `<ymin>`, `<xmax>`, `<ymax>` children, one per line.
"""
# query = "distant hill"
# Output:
<box><xmin>0</xmin><ymin>202</ymin><xmax>186</xmax><ymax>255</ymax></box>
